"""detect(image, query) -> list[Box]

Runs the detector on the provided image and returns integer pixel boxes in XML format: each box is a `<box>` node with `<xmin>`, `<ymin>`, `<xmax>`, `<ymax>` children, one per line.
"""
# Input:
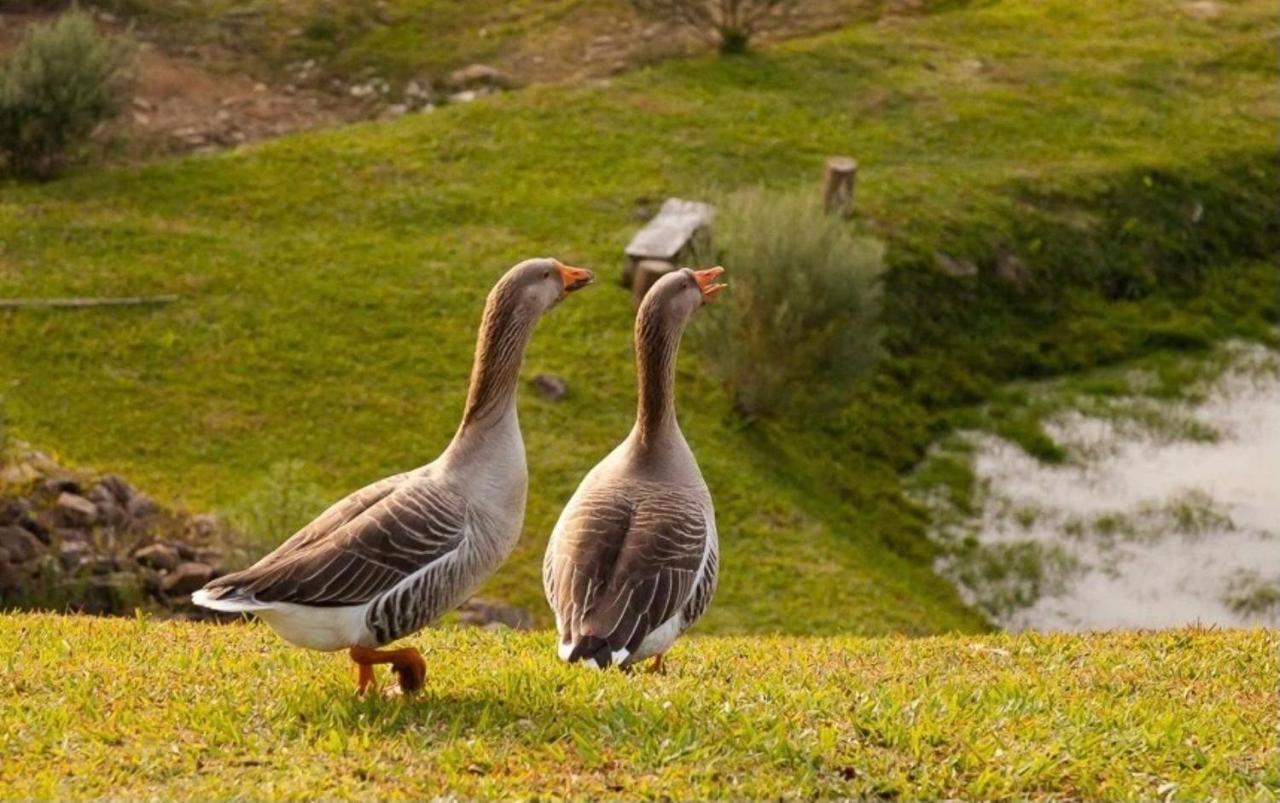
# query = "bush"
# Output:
<box><xmin>695</xmin><ymin>188</ymin><xmax>884</xmax><ymax>419</ymax></box>
<box><xmin>0</xmin><ymin>8</ymin><xmax>135</xmax><ymax>180</ymax></box>
<box><xmin>628</xmin><ymin>0</ymin><xmax>796</xmax><ymax>55</ymax></box>
<box><xmin>224</xmin><ymin>460</ymin><xmax>328</xmax><ymax>549</ymax></box>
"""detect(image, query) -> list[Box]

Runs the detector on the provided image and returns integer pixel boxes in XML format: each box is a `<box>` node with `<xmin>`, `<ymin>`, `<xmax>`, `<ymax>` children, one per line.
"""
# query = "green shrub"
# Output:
<box><xmin>0</xmin><ymin>8</ymin><xmax>135</xmax><ymax>180</ymax></box>
<box><xmin>696</xmin><ymin>188</ymin><xmax>884</xmax><ymax>419</ymax></box>
<box><xmin>224</xmin><ymin>460</ymin><xmax>328</xmax><ymax>549</ymax></box>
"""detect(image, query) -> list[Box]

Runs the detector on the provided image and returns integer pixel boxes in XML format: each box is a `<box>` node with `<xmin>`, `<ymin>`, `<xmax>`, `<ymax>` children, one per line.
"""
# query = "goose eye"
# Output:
<box><xmin>543</xmin><ymin>270</ymin><xmax>551</xmax><ymax>279</ymax></box>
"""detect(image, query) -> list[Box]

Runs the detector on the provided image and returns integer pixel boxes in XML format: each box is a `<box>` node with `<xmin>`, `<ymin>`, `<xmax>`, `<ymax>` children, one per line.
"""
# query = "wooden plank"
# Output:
<box><xmin>624</xmin><ymin>198</ymin><xmax>714</xmax><ymax>260</ymax></box>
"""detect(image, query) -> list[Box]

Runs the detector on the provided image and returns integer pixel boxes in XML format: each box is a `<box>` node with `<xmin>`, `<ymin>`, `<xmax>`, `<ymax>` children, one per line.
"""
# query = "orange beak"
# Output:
<box><xmin>693</xmin><ymin>266</ymin><xmax>727</xmax><ymax>303</ymax></box>
<box><xmin>554</xmin><ymin>260</ymin><xmax>594</xmax><ymax>293</ymax></box>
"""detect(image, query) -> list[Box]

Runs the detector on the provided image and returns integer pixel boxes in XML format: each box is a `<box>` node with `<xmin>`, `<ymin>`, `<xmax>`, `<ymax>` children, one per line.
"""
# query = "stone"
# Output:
<box><xmin>89</xmin><ymin>556</ymin><xmax>119</xmax><ymax>575</ymax></box>
<box><xmin>0</xmin><ymin>462</ymin><xmax>39</xmax><ymax>486</ymax></box>
<box><xmin>162</xmin><ymin>562</ymin><xmax>215</xmax><ymax>595</ymax></box>
<box><xmin>134</xmin><ymin>542</ymin><xmax>180</xmax><ymax>572</ymax></box>
<box><xmin>99</xmin><ymin>474</ymin><xmax>137</xmax><ymax>505</ymax></box>
<box><xmin>42</xmin><ymin>474</ymin><xmax>81</xmax><ymax>495</ymax></box>
<box><xmin>83</xmin><ymin>572</ymin><xmax>144</xmax><ymax>615</ymax></box>
<box><xmin>934</xmin><ymin>251</ymin><xmax>978</xmax><ymax>278</ymax></box>
<box><xmin>0</xmin><ymin>498</ymin><xmax>31</xmax><ymax>526</ymax></box>
<box><xmin>446</xmin><ymin>63</ymin><xmax>509</xmax><ymax>90</ymax></box>
<box><xmin>174</xmin><ymin>541</ymin><xmax>197</xmax><ymax>561</ymax></box>
<box><xmin>0</xmin><ymin>560</ymin><xmax>20</xmax><ymax>596</ymax></box>
<box><xmin>531</xmin><ymin>374</ymin><xmax>569</xmax><ymax>402</ymax></box>
<box><xmin>56</xmin><ymin>493</ymin><xmax>98</xmax><ymax>527</ymax></box>
<box><xmin>58</xmin><ymin>541</ymin><xmax>90</xmax><ymax>571</ymax></box>
<box><xmin>0</xmin><ymin>526</ymin><xmax>44</xmax><ymax>563</ymax></box>
<box><xmin>997</xmin><ymin>252</ymin><xmax>1029</xmax><ymax>287</ymax></box>
<box><xmin>127</xmin><ymin>492</ymin><xmax>158</xmax><ymax>520</ymax></box>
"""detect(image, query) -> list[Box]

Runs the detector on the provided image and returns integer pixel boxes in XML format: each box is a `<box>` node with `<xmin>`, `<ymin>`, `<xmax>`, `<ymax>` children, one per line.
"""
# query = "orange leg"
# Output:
<box><xmin>647</xmin><ymin>654</ymin><xmax>666</xmax><ymax>675</ymax></box>
<box><xmin>349</xmin><ymin>645</ymin><xmax>427</xmax><ymax>695</ymax></box>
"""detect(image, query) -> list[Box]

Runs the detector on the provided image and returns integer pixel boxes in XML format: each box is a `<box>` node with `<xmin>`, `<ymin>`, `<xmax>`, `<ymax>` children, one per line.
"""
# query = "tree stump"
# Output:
<box><xmin>633</xmin><ymin>259</ymin><xmax>677</xmax><ymax>306</ymax></box>
<box><xmin>822</xmin><ymin>156</ymin><xmax>858</xmax><ymax>218</ymax></box>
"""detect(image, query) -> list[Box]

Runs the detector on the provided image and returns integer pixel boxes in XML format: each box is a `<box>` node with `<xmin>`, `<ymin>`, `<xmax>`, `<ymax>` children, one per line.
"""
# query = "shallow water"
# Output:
<box><xmin>932</xmin><ymin>344</ymin><xmax>1280</xmax><ymax>632</ymax></box>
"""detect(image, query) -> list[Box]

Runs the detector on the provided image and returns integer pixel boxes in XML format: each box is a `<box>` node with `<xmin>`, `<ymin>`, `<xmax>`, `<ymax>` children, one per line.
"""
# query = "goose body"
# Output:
<box><xmin>193</xmin><ymin>257</ymin><xmax>593</xmax><ymax>692</ymax></box>
<box><xmin>544</xmin><ymin>266</ymin><xmax>725</xmax><ymax>670</ymax></box>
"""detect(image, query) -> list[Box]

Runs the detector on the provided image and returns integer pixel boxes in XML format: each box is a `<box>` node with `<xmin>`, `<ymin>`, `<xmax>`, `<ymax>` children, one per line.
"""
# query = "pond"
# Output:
<box><xmin>916</xmin><ymin>342</ymin><xmax>1280</xmax><ymax>631</ymax></box>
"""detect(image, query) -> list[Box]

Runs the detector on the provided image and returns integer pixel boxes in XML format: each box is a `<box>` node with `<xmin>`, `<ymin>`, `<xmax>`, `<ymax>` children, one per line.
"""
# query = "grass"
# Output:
<box><xmin>0</xmin><ymin>0</ymin><xmax>1276</xmax><ymax>633</ymax></box>
<box><xmin>0</xmin><ymin>612</ymin><xmax>1275</xmax><ymax>798</ymax></box>
<box><xmin>92</xmin><ymin>0</ymin><xmax>890</xmax><ymax>87</ymax></box>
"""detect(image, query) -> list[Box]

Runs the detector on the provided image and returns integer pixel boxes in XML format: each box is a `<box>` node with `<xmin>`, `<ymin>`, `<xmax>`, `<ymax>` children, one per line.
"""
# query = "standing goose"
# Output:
<box><xmin>544</xmin><ymin>266</ymin><xmax>726</xmax><ymax>672</ymax></box>
<box><xmin>194</xmin><ymin>258</ymin><xmax>594</xmax><ymax>694</ymax></box>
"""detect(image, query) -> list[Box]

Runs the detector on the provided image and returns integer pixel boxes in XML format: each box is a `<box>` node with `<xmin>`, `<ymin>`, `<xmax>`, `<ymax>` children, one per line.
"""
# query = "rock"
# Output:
<box><xmin>0</xmin><ymin>462</ymin><xmax>39</xmax><ymax>486</ymax></box>
<box><xmin>448</xmin><ymin>90</ymin><xmax>478</xmax><ymax>104</ymax></box>
<box><xmin>531</xmin><ymin>374</ymin><xmax>569</xmax><ymax>402</ymax></box>
<box><xmin>188</xmin><ymin>514</ymin><xmax>219</xmax><ymax>539</ymax></box>
<box><xmin>99</xmin><ymin>474</ymin><xmax>137</xmax><ymax>505</ymax></box>
<box><xmin>0</xmin><ymin>526</ymin><xmax>45</xmax><ymax>563</ymax></box>
<box><xmin>58</xmin><ymin>541</ymin><xmax>90</xmax><ymax>571</ymax></box>
<box><xmin>0</xmin><ymin>560</ymin><xmax>20</xmax><ymax>596</ymax></box>
<box><xmin>83</xmin><ymin>572</ymin><xmax>145</xmax><ymax>615</ymax></box>
<box><xmin>446</xmin><ymin>63</ymin><xmax>509</xmax><ymax>90</ymax></box>
<box><xmin>126</xmin><ymin>493</ymin><xmax>157</xmax><ymax>520</ymax></box>
<box><xmin>89</xmin><ymin>556</ymin><xmax>119</xmax><ymax>575</ymax></box>
<box><xmin>457</xmin><ymin>597</ymin><xmax>535</xmax><ymax>631</ymax></box>
<box><xmin>997</xmin><ymin>252</ymin><xmax>1029</xmax><ymax>287</ymax></box>
<box><xmin>133</xmin><ymin>542</ymin><xmax>180</xmax><ymax>572</ymax></box>
<box><xmin>0</xmin><ymin>498</ymin><xmax>31</xmax><ymax>526</ymax></box>
<box><xmin>56</xmin><ymin>492</ymin><xmax>98</xmax><ymax>527</ymax></box>
<box><xmin>174</xmin><ymin>541</ymin><xmax>197</xmax><ymax>561</ymax></box>
<box><xmin>934</xmin><ymin>251</ymin><xmax>978</xmax><ymax>278</ymax></box>
<box><xmin>162</xmin><ymin>562</ymin><xmax>214</xmax><ymax>595</ymax></box>
<box><xmin>42</xmin><ymin>474</ymin><xmax>82</xmax><ymax>496</ymax></box>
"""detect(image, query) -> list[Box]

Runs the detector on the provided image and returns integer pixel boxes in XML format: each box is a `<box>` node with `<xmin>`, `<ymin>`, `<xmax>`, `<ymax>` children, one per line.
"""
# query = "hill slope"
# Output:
<box><xmin>0</xmin><ymin>613</ymin><xmax>1275</xmax><ymax>798</ymax></box>
<box><xmin>0</xmin><ymin>0</ymin><xmax>1276</xmax><ymax>630</ymax></box>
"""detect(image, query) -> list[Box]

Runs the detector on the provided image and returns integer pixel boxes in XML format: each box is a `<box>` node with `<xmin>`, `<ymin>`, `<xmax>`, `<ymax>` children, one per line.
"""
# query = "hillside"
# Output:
<box><xmin>1</xmin><ymin>0</ymin><xmax>1276</xmax><ymax>631</ymax></box>
<box><xmin>0</xmin><ymin>613</ymin><xmax>1275</xmax><ymax>798</ymax></box>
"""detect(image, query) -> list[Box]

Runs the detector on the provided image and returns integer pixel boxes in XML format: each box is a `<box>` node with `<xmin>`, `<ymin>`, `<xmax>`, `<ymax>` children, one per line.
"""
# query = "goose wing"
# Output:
<box><xmin>202</xmin><ymin>472</ymin><xmax>469</xmax><ymax>607</ymax></box>
<box><xmin>548</xmin><ymin>483</ymin><xmax>710</xmax><ymax>667</ymax></box>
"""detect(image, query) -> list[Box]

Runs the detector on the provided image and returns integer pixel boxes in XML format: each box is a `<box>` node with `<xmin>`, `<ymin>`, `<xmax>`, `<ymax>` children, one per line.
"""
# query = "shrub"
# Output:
<box><xmin>628</xmin><ymin>0</ymin><xmax>796</xmax><ymax>55</ymax></box>
<box><xmin>224</xmin><ymin>460</ymin><xmax>328</xmax><ymax>549</ymax></box>
<box><xmin>695</xmin><ymin>188</ymin><xmax>884</xmax><ymax>419</ymax></box>
<box><xmin>0</xmin><ymin>8</ymin><xmax>135</xmax><ymax>180</ymax></box>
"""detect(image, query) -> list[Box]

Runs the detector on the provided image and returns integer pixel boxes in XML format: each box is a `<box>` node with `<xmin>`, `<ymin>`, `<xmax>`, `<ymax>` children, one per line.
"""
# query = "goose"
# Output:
<box><xmin>193</xmin><ymin>258</ymin><xmax>594</xmax><ymax>694</ymax></box>
<box><xmin>543</xmin><ymin>266</ymin><xmax>726</xmax><ymax>672</ymax></box>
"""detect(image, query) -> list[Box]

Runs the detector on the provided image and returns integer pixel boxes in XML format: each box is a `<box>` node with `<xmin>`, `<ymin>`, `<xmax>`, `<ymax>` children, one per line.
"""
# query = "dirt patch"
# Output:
<box><xmin>0</xmin><ymin>10</ymin><xmax>363</xmax><ymax>159</ymax></box>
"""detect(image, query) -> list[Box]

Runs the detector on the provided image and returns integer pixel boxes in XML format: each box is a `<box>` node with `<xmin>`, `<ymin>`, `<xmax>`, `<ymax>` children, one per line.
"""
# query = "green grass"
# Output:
<box><xmin>0</xmin><ymin>612</ymin><xmax>1275</xmax><ymax>798</ymax></box>
<box><xmin>92</xmin><ymin>0</ymin><xmax>887</xmax><ymax>86</ymax></box>
<box><xmin>0</xmin><ymin>0</ymin><xmax>1276</xmax><ymax>632</ymax></box>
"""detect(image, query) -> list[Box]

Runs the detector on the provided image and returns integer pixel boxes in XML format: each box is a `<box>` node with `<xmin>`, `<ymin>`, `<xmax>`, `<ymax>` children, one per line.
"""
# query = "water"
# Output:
<box><xmin>924</xmin><ymin>343</ymin><xmax>1280</xmax><ymax>632</ymax></box>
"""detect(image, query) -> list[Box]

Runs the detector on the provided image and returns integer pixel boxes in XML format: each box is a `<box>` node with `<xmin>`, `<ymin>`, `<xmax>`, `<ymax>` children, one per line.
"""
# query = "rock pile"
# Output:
<box><xmin>0</xmin><ymin>442</ymin><xmax>242</xmax><ymax>618</ymax></box>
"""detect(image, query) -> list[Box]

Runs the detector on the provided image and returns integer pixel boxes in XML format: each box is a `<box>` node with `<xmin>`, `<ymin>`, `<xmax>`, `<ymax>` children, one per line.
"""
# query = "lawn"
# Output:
<box><xmin>0</xmin><ymin>612</ymin><xmax>1275</xmax><ymax>798</ymax></box>
<box><xmin>0</xmin><ymin>0</ymin><xmax>1276</xmax><ymax>632</ymax></box>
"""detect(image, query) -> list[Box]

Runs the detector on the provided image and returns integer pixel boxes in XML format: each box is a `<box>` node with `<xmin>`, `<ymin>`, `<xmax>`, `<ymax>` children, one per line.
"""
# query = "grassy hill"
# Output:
<box><xmin>0</xmin><ymin>0</ymin><xmax>1276</xmax><ymax>631</ymax></box>
<box><xmin>0</xmin><ymin>613</ymin><xmax>1275</xmax><ymax>798</ymax></box>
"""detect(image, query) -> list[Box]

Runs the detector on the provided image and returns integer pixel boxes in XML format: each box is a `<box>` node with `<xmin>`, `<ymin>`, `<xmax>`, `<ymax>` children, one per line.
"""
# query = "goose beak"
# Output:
<box><xmin>555</xmin><ymin>261</ymin><xmax>595</xmax><ymax>293</ymax></box>
<box><xmin>693</xmin><ymin>266</ymin><xmax>727</xmax><ymax>303</ymax></box>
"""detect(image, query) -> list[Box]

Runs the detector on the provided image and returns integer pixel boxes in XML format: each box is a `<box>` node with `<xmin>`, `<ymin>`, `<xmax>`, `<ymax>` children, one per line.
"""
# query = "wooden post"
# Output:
<box><xmin>632</xmin><ymin>259</ymin><xmax>676</xmax><ymax>306</ymax></box>
<box><xmin>822</xmin><ymin>156</ymin><xmax>858</xmax><ymax>218</ymax></box>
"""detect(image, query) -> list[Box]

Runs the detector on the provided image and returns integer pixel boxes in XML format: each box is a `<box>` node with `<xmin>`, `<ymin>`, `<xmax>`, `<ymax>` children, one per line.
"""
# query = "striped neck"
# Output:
<box><xmin>459</xmin><ymin>285</ymin><xmax>535</xmax><ymax>431</ymax></box>
<box><xmin>634</xmin><ymin>302</ymin><xmax>684</xmax><ymax>447</ymax></box>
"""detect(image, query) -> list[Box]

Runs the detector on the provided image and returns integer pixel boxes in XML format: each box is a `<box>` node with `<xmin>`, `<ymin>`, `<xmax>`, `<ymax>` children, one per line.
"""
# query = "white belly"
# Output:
<box><xmin>256</xmin><ymin>601</ymin><xmax>374</xmax><ymax>651</ymax></box>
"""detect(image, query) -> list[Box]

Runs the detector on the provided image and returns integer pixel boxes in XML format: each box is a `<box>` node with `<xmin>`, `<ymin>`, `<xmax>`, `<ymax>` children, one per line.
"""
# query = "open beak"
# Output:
<box><xmin>693</xmin><ymin>266</ymin><xmax>727</xmax><ymax>303</ymax></box>
<box><xmin>554</xmin><ymin>260</ymin><xmax>594</xmax><ymax>294</ymax></box>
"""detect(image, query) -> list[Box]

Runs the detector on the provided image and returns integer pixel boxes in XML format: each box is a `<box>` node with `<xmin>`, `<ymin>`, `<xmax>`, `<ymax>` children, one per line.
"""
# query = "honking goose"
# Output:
<box><xmin>543</xmin><ymin>266</ymin><xmax>726</xmax><ymax>672</ymax></box>
<box><xmin>194</xmin><ymin>258</ymin><xmax>594</xmax><ymax>694</ymax></box>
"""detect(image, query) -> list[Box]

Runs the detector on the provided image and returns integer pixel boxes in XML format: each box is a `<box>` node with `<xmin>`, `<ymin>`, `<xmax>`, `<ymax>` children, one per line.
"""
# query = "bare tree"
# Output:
<box><xmin>629</xmin><ymin>0</ymin><xmax>797</xmax><ymax>54</ymax></box>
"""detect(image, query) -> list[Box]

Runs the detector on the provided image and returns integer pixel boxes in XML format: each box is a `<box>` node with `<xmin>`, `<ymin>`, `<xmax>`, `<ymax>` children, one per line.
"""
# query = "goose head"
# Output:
<box><xmin>639</xmin><ymin>266</ymin><xmax>727</xmax><ymax>328</ymax></box>
<box><xmin>493</xmin><ymin>257</ymin><xmax>594</xmax><ymax>319</ymax></box>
